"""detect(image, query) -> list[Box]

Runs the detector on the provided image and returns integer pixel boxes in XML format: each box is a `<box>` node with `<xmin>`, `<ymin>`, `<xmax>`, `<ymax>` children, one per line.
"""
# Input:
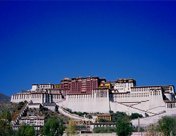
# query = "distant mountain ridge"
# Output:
<box><xmin>0</xmin><ymin>93</ymin><xmax>10</xmax><ymax>103</ymax></box>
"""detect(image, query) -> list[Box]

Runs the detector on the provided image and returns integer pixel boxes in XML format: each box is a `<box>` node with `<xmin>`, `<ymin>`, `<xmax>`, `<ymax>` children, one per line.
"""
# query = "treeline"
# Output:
<box><xmin>97</xmin><ymin>111</ymin><xmax>143</xmax><ymax>123</ymax></box>
<box><xmin>0</xmin><ymin>109</ymin><xmax>65</xmax><ymax>136</ymax></box>
<box><xmin>146</xmin><ymin>116</ymin><xmax>176</xmax><ymax>136</ymax></box>
<box><xmin>1</xmin><ymin>106</ymin><xmax>176</xmax><ymax>136</ymax></box>
<box><xmin>94</xmin><ymin>111</ymin><xmax>135</xmax><ymax>135</ymax></box>
<box><xmin>95</xmin><ymin>111</ymin><xmax>176</xmax><ymax>136</ymax></box>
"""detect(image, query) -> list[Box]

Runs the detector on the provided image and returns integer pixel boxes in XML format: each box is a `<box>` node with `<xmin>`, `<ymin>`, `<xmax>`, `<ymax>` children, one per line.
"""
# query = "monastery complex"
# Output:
<box><xmin>11</xmin><ymin>77</ymin><xmax>176</xmax><ymax>126</ymax></box>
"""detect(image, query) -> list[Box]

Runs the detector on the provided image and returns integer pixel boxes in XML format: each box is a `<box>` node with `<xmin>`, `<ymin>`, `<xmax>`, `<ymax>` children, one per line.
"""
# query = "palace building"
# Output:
<box><xmin>60</xmin><ymin>77</ymin><xmax>105</xmax><ymax>95</ymax></box>
<box><xmin>11</xmin><ymin>77</ymin><xmax>176</xmax><ymax>118</ymax></box>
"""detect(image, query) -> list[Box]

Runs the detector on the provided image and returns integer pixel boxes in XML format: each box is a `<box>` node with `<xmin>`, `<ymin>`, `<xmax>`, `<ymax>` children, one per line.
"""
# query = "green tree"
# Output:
<box><xmin>0</xmin><ymin>110</ymin><xmax>12</xmax><ymax>122</ymax></box>
<box><xmin>65</xmin><ymin>120</ymin><xmax>76</xmax><ymax>136</ymax></box>
<box><xmin>116</xmin><ymin>117</ymin><xmax>133</xmax><ymax>136</ymax></box>
<box><xmin>111</xmin><ymin>111</ymin><xmax>128</xmax><ymax>122</ymax></box>
<box><xmin>24</xmin><ymin>126</ymin><xmax>35</xmax><ymax>136</ymax></box>
<box><xmin>130</xmin><ymin>113</ymin><xmax>143</xmax><ymax>120</ymax></box>
<box><xmin>0</xmin><ymin>119</ymin><xmax>13</xmax><ymax>136</ymax></box>
<box><xmin>0</xmin><ymin>110</ymin><xmax>13</xmax><ymax>136</ymax></box>
<box><xmin>43</xmin><ymin>117</ymin><xmax>65</xmax><ymax>136</ymax></box>
<box><xmin>158</xmin><ymin>116</ymin><xmax>176</xmax><ymax>136</ymax></box>
<box><xmin>15</xmin><ymin>125</ymin><xmax>35</xmax><ymax>136</ymax></box>
<box><xmin>93</xmin><ymin>127</ymin><xmax>116</xmax><ymax>133</ymax></box>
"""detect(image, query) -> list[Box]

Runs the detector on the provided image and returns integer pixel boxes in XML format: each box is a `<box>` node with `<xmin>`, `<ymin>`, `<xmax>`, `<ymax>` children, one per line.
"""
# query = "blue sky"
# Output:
<box><xmin>0</xmin><ymin>1</ymin><xmax>176</xmax><ymax>96</ymax></box>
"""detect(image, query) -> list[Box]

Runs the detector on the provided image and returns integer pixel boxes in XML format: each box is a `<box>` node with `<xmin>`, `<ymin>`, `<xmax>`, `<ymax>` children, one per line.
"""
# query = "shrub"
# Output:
<box><xmin>93</xmin><ymin>127</ymin><xmax>116</xmax><ymax>133</ymax></box>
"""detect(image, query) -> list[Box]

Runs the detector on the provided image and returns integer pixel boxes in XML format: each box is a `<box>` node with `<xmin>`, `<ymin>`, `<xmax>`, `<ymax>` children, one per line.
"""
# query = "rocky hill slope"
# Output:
<box><xmin>0</xmin><ymin>93</ymin><xmax>10</xmax><ymax>103</ymax></box>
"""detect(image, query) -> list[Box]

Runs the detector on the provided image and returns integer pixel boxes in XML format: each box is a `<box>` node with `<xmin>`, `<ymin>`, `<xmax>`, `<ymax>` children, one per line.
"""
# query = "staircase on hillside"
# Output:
<box><xmin>12</xmin><ymin>102</ymin><xmax>29</xmax><ymax>126</ymax></box>
<box><xmin>58</xmin><ymin>106</ymin><xmax>94</xmax><ymax>122</ymax></box>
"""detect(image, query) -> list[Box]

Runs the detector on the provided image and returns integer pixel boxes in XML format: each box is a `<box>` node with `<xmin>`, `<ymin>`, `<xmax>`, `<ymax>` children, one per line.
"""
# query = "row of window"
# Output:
<box><xmin>132</xmin><ymin>87</ymin><xmax>161</xmax><ymax>92</ymax></box>
<box><xmin>13</xmin><ymin>94</ymin><xmax>43</xmax><ymax>99</ymax></box>
<box><xmin>113</xmin><ymin>91</ymin><xmax>161</xmax><ymax>98</ymax></box>
<box><xmin>166</xmin><ymin>103</ymin><xmax>176</xmax><ymax>108</ymax></box>
<box><xmin>131</xmin><ymin>88</ymin><xmax>149</xmax><ymax>92</ymax></box>
<box><xmin>31</xmin><ymin>94</ymin><xmax>42</xmax><ymax>98</ymax></box>
<box><xmin>94</xmin><ymin>125</ymin><xmax>115</xmax><ymax>127</ymax></box>
<box><xmin>68</xmin><ymin>95</ymin><xmax>92</xmax><ymax>99</ymax></box>
<box><xmin>113</xmin><ymin>93</ymin><xmax>150</xmax><ymax>98</ymax></box>
<box><xmin>38</xmin><ymin>85</ymin><xmax>53</xmax><ymax>88</ymax></box>
<box><xmin>150</xmin><ymin>91</ymin><xmax>161</xmax><ymax>95</ymax></box>
<box><xmin>20</xmin><ymin>120</ymin><xmax>44</xmax><ymax>126</ymax></box>
<box><xmin>13</xmin><ymin>94</ymin><xmax>62</xmax><ymax>99</ymax></box>
<box><xmin>13</xmin><ymin>94</ymin><xmax>30</xmax><ymax>99</ymax></box>
<box><xmin>53</xmin><ymin>95</ymin><xmax>62</xmax><ymax>99</ymax></box>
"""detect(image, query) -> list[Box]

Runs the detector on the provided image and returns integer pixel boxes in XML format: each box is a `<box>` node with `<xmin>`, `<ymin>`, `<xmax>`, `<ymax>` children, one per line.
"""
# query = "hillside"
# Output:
<box><xmin>0</xmin><ymin>93</ymin><xmax>10</xmax><ymax>103</ymax></box>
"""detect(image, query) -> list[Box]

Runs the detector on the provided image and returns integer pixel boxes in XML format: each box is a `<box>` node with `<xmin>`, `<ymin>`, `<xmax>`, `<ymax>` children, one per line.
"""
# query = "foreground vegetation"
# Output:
<box><xmin>93</xmin><ymin>127</ymin><xmax>116</xmax><ymax>133</ymax></box>
<box><xmin>146</xmin><ymin>116</ymin><xmax>176</xmax><ymax>136</ymax></box>
<box><xmin>1</xmin><ymin>103</ymin><xmax>176</xmax><ymax>136</ymax></box>
<box><xmin>0</xmin><ymin>110</ymin><xmax>65</xmax><ymax>136</ymax></box>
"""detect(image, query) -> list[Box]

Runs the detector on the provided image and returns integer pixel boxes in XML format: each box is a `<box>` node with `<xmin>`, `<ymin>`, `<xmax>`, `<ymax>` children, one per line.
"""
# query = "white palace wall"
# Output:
<box><xmin>11</xmin><ymin>89</ymin><xmax>170</xmax><ymax>115</ymax></box>
<box><xmin>109</xmin><ymin>88</ymin><xmax>167</xmax><ymax>116</ymax></box>
<box><xmin>11</xmin><ymin>91</ymin><xmax>63</xmax><ymax>104</ymax></box>
<box><xmin>11</xmin><ymin>93</ymin><xmax>32</xmax><ymax>103</ymax></box>
<box><xmin>61</xmin><ymin>89</ymin><xmax>110</xmax><ymax>113</ymax></box>
<box><xmin>63</xmin><ymin>93</ymin><xmax>110</xmax><ymax>113</ymax></box>
<box><xmin>11</xmin><ymin>83</ymin><xmax>176</xmax><ymax>118</ymax></box>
